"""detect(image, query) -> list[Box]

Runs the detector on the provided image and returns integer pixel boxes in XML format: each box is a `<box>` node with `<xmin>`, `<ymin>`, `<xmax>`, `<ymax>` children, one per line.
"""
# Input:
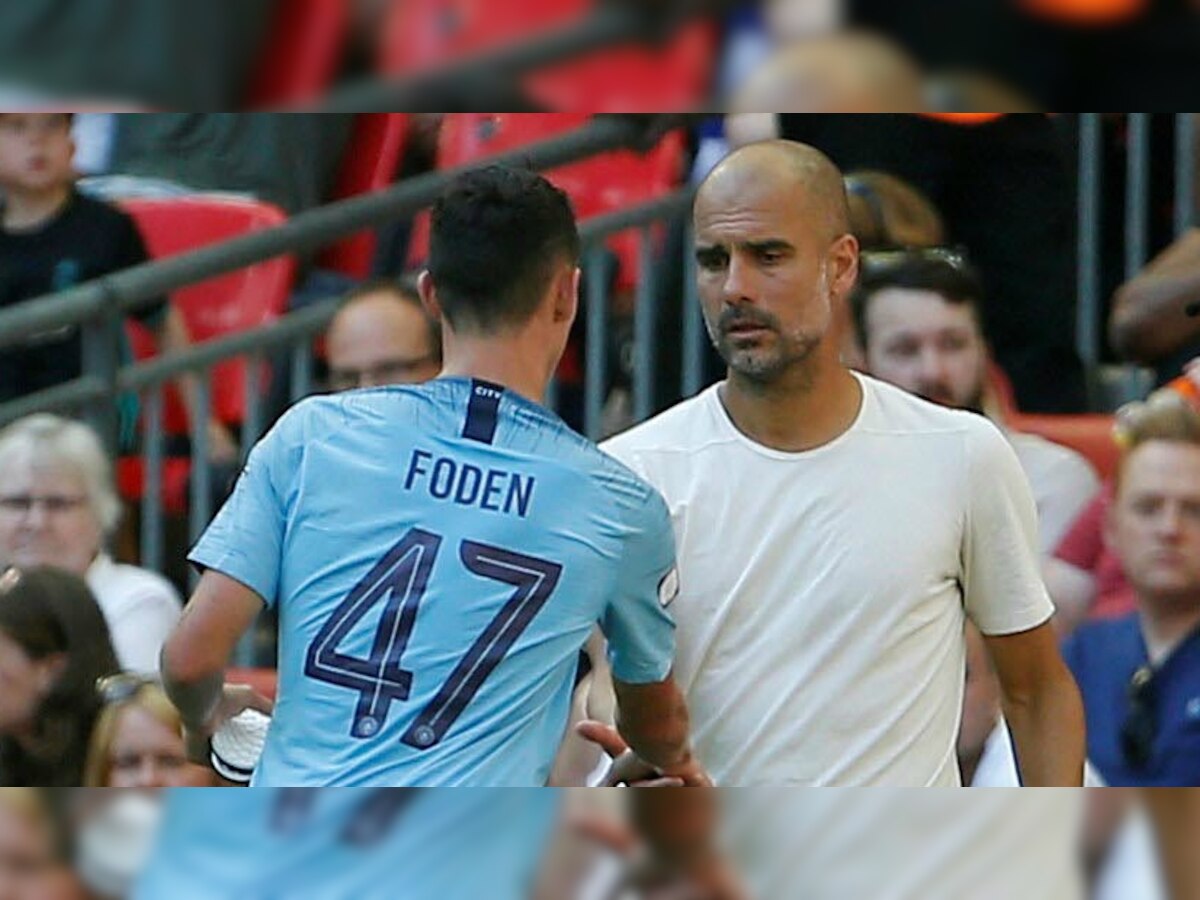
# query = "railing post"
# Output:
<box><xmin>140</xmin><ymin>386</ymin><xmax>165</xmax><ymax>574</ymax></box>
<box><xmin>584</xmin><ymin>244</ymin><xmax>610</xmax><ymax>441</ymax></box>
<box><xmin>1176</xmin><ymin>113</ymin><xmax>1196</xmax><ymax>237</ymax></box>
<box><xmin>681</xmin><ymin>218</ymin><xmax>705</xmax><ymax>398</ymax></box>
<box><xmin>81</xmin><ymin>282</ymin><xmax>122</xmax><ymax>455</ymax></box>
<box><xmin>632</xmin><ymin>226</ymin><xmax>657</xmax><ymax>423</ymax></box>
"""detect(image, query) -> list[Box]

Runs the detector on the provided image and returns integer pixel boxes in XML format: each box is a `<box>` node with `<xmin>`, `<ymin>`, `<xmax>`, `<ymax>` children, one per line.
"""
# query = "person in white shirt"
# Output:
<box><xmin>851</xmin><ymin>250</ymin><xmax>1100</xmax><ymax>554</ymax></box>
<box><xmin>590</xmin><ymin>139</ymin><xmax>1084</xmax><ymax>788</ymax></box>
<box><xmin>0</xmin><ymin>414</ymin><xmax>180</xmax><ymax>672</ymax></box>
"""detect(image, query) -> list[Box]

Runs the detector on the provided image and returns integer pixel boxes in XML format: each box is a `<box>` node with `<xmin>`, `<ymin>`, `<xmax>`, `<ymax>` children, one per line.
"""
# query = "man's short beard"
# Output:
<box><xmin>711</xmin><ymin>329</ymin><xmax>822</xmax><ymax>384</ymax></box>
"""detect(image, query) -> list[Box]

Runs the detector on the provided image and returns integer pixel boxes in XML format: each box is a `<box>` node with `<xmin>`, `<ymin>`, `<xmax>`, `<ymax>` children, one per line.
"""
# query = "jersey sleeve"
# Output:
<box><xmin>188</xmin><ymin>409</ymin><xmax>297</xmax><ymax>607</ymax></box>
<box><xmin>600</xmin><ymin>484</ymin><xmax>679</xmax><ymax>685</ymax></box>
<box><xmin>961</xmin><ymin>418</ymin><xmax>1057</xmax><ymax>636</ymax></box>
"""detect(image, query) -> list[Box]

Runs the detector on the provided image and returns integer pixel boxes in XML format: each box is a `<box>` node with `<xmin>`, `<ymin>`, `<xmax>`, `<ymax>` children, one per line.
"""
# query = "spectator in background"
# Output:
<box><xmin>0</xmin><ymin>788</ymin><xmax>83</xmax><ymax>900</ymax></box>
<box><xmin>101</xmin><ymin>114</ymin><xmax>353</xmax><ymax>222</ymax></box>
<box><xmin>0</xmin><ymin>567</ymin><xmax>120</xmax><ymax>787</ymax></box>
<box><xmin>1048</xmin><ymin>359</ymin><xmax>1200</xmax><ymax>633</ymax></box>
<box><xmin>852</xmin><ymin>253</ymin><xmax>1099</xmax><ymax>554</ymax></box>
<box><xmin>1109</xmin><ymin>224</ymin><xmax>1200</xmax><ymax>388</ymax></box>
<box><xmin>1062</xmin><ymin>390</ymin><xmax>1200</xmax><ymax>786</ymax></box>
<box><xmin>0</xmin><ymin>415</ymin><xmax>181</xmax><ymax>673</ymax></box>
<box><xmin>0</xmin><ymin>0</ymin><xmax>275</xmax><ymax>108</ymax></box>
<box><xmin>839</xmin><ymin>169</ymin><xmax>945</xmax><ymax>368</ymax></box>
<box><xmin>844</xmin><ymin>170</ymin><xmax>946</xmax><ymax>253</ymax></box>
<box><xmin>0</xmin><ymin>112</ymin><xmax>237</xmax><ymax>463</ymax></box>
<box><xmin>325</xmin><ymin>280</ymin><xmax>442</xmax><ymax>392</ymax></box>
<box><xmin>83</xmin><ymin>675</ymin><xmax>214</xmax><ymax>788</ymax></box>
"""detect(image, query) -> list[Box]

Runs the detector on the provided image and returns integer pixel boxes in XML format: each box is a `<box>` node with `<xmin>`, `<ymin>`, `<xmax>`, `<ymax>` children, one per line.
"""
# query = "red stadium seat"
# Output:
<box><xmin>524</xmin><ymin>19</ymin><xmax>717</xmax><ymax>111</ymax></box>
<box><xmin>1010</xmin><ymin>413</ymin><xmax>1121</xmax><ymax>480</ymax></box>
<box><xmin>379</xmin><ymin>0</ymin><xmax>587</xmax><ymax>75</ymax></box>
<box><xmin>246</xmin><ymin>0</ymin><xmax>349</xmax><ymax>106</ymax></box>
<box><xmin>318</xmin><ymin>113</ymin><xmax>410</xmax><ymax>278</ymax></box>
<box><xmin>407</xmin><ymin>113</ymin><xmax>685</xmax><ymax>289</ymax></box>
<box><xmin>119</xmin><ymin>198</ymin><xmax>295</xmax><ymax>510</ymax></box>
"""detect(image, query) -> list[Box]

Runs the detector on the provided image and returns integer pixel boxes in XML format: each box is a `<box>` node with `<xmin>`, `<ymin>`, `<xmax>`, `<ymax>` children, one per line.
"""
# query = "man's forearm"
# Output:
<box><xmin>631</xmin><ymin>789</ymin><xmax>721</xmax><ymax>874</ymax></box>
<box><xmin>1002</xmin><ymin>670</ymin><xmax>1086</xmax><ymax>786</ymax></box>
<box><xmin>1142</xmin><ymin>788</ymin><xmax>1200</xmax><ymax>900</ymax></box>
<box><xmin>619</xmin><ymin>708</ymin><xmax>691</xmax><ymax>771</ymax></box>
<box><xmin>163</xmin><ymin>668</ymin><xmax>225</xmax><ymax>731</ymax></box>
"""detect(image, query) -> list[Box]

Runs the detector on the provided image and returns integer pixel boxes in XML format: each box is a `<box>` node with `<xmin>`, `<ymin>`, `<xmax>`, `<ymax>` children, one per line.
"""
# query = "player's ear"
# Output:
<box><xmin>417</xmin><ymin>270</ymin><xmax>443</xmax><ymax>322</ymax></box>
<box><xmin>551</xmin><ymin>264</ymin><xmax>580</xmax><ymax>326</ymax></box>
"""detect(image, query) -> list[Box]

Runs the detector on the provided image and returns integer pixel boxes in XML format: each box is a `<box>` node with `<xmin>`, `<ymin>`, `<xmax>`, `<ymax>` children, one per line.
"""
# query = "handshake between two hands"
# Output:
<box><xmin>574</xmin><ymin>720</ymin><xmax>747</xmax><ymax>900</ymax></box>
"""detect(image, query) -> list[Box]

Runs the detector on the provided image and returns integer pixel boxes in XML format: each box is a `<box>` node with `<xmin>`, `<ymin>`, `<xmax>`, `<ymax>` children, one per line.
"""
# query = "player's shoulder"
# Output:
<box><xmin>601</xmin><ymin>386</ymin><xmax>720</xmax><ymax>463</ymax></box>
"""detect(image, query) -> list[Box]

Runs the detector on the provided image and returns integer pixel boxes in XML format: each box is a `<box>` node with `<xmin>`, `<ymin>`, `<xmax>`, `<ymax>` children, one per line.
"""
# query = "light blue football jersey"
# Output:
<box><xmin>133</xmin><ymin>788</ymin><xmax>560</xmax><ymax>900</ymax></box>
<box><xmin>190</xmin><ymin>378</ymin><xmax>677</xmax><ymax>786</ymax></box>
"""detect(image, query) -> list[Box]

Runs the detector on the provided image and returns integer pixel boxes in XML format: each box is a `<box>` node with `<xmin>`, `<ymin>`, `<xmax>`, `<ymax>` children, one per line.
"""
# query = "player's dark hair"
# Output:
<box><xmin>428</xmin><ymin>165</ymin><xmax>580</xmax><ymax>333</ymax></box>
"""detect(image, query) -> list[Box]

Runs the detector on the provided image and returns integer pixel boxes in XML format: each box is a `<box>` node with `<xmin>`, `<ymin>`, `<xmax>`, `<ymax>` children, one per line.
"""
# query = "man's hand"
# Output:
<box><xmin>571</xmin><ymin>798</ymin><xmax>746</xmax><ymax>900</ymax></box>
<box><xmin>577</xmin><ymin>720</ymin><xmax>712</xmax><ymax>787</ymax></box>
<box><xmin>182</xmin><ymin>682</ymin><xmax>273</xmax><ymax>767</ymax></box>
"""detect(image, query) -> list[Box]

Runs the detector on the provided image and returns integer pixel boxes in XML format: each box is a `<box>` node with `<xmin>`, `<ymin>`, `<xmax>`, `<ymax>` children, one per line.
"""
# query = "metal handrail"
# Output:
<box><xmin>314</xmin><ymin>2</ymin><xmax>731</xmax><ymax>113</ymax></box>
<box><xmin>0</xmin><ymin>115</ymin><xmax>670</xmax><ymax>351</ymax></box>
<box><xmin>0</xmin><ymin>188</ymin><xmax>695</xmax><ymax>428</ymax></box>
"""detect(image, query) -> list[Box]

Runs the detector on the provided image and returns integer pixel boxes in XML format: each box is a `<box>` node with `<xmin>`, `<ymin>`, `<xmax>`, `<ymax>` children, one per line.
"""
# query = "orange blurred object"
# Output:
<box><xmin>1019</xmin><ymin>0</ymin><xmax>1147</xmax><ymax>26</ymax></box>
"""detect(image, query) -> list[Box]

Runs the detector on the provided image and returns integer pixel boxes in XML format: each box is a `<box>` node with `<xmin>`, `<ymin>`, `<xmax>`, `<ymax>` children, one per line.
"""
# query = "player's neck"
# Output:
<box><xmin>2</xmin><ymin>183</ymin><xmax>72</xmax><ymax>231</ymax></box>
<box><xmin>719</xmin><ymin>361</ymin><xmax>862</xmax><ymax>453</ymax></box>
<box><xmin>440</xmin><ymin>340</ymin><xmax>552</xmax><ymax>407</ymax></box>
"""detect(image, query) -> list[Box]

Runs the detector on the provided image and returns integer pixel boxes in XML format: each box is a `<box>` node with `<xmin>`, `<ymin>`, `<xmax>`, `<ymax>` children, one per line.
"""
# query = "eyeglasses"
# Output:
<box><xmin>96</xmin><ymin>672</ymin><xmax>159</xmax><ymax>706</ymax></box>
<box><xmin>0</xmin><ymin>494</ymin><xmax>88</xmax><ymax>516</ymax></box>
<box><xmin>859</xmin><ymin>246</ymin><xmax>972</xmax><ymax>276</ymax></box>
<box><xmin>328</xmin><ymin>354</ymin><xmax>440</xmax><ymax>391</ymax></box>
<box><xmin>1119</xmin><ymin>664</ymin><xmax>1158</xmax><ymax>770</ymax></box>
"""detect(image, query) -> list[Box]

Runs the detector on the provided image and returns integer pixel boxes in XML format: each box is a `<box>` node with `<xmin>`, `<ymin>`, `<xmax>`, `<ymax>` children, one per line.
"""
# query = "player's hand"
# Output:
<box><xmin>572</xmin><ymin>810</ymin><xmax>747</xmax><ymax>900</ymax></box>
<box><xmin>183</xmin><ymin>683</ymin><xmax>274</xmax><ymax>767</ymax></box>
<box><xmin>577</xmin><ymin>721</ymin><xmax>713</xmax><ymax>787</ymax></box>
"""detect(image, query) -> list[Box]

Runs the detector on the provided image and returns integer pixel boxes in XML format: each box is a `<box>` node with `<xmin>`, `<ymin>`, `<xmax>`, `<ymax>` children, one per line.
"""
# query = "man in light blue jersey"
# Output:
<box><xmin>133</xmin><ymin>788</ymin><xmax>558</xmax><ymax>900</ymax></box>
<box><xmin>160</xmin><ymin>165</ymin><xmax>707</xmax><ymax>788</ymax></box>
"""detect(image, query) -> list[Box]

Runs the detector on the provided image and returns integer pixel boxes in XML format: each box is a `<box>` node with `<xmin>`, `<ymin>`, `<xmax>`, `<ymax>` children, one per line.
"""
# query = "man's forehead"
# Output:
<box><xmin>1121</xmin><ymin>442</ymin><xmax>1200</xmax><ymax>492</ymax></box>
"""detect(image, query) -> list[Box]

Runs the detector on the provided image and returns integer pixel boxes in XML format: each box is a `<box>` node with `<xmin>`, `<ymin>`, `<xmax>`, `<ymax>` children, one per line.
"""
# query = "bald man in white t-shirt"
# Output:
<box><xmin>587</xmin><ymin>140</ymin><xmax>1085</xmax><ymax>789</ymax></box>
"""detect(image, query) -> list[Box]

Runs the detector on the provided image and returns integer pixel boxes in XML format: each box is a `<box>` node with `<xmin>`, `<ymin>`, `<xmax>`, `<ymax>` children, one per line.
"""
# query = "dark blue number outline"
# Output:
<box><xmin>304</xmin><ymin>530</ymin><xmax>562</xmax><ymax>748</ymax></box>
<box><xmin>401</xmin><ymin>541</ymin><xmax>562</xmax><ymax>749</ymax></box>
<box><xmin>303</xmin><ymin>529</ymin><xmax>442</xmax><ymax>738</ymax></box>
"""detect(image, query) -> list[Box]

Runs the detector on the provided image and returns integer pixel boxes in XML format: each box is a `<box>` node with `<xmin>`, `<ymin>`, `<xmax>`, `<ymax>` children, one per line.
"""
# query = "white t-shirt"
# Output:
<box><xmin>86</xmin><ymin>552</ymin><xmax>182</xmax><ymax>673</ymax></box>
<box><xmin>1007</xmin><ymin>430</ymin><xmax>1099</xmax><ymax>554</ymax></box>
<box><xmin>721</xmin><ymin>789</ymin><xmax>1084</xmax><ymax>900</ymax></box>
<box><xmin>601</xmin><ymin>373</ymin><xmax>1054</xmax><ymax>786</ymax></box>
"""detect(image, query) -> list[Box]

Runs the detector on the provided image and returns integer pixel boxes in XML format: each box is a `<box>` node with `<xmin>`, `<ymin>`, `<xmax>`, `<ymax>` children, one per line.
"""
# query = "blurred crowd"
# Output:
<box><xmin>0</xmin><ymin>2</ymin><xmax>1199</xmax><ymax>898</ymax></box>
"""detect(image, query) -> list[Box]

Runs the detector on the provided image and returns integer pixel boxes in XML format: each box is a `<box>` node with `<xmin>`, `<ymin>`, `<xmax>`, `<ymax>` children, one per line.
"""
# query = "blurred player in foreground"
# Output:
<box><xmin>160</xmin><ymin>166</ymin><xmax>705</xmax><ymax>788</ymax></box>
<box><xmin>133</xmin><ymin>788</ymin><xmax>744</xmax><ymax>900</ymax></box>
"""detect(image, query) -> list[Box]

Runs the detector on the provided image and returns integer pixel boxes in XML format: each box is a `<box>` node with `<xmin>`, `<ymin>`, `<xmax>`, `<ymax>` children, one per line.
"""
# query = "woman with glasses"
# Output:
<box><xmin>0</xmin><ymin>567</ymin><xmax>119</xmax><ymax>787</ymax></box>
<box><xmin>0</xmin><ymin>414</ymin><xmax>181</xmax><ymax>673</ymax></box>
<box><xmin>83</xmin><ymin>675</ymin><xmax>214</xmax><ymax>788</ymax></box>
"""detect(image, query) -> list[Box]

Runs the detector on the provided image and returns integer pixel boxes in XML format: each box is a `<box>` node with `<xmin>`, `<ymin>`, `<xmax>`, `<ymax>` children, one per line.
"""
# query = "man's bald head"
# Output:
<box><xmin>697</xmin><ymin>140</ymin><xmax>851</xmax><ymax>243</ymax></box>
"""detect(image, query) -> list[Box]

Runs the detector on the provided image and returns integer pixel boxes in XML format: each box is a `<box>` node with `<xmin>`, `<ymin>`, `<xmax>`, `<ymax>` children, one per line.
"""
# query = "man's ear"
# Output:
<box><xmin>552</xmin><ymin>265</ymin><xmax>581</xmax><ymax>325</ymax></box>
<box><xmin>417</xmin><ymin>270</ymin><xmax>442</xmax><ymax>322</ymax></box>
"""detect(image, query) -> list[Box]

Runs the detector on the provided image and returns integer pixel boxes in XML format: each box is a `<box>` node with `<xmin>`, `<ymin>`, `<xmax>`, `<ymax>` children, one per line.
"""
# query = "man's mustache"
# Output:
<box><xmin>718</xmin><ymin>308</ymin><xmax>779</xmax><ymax>333</ymax></box>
